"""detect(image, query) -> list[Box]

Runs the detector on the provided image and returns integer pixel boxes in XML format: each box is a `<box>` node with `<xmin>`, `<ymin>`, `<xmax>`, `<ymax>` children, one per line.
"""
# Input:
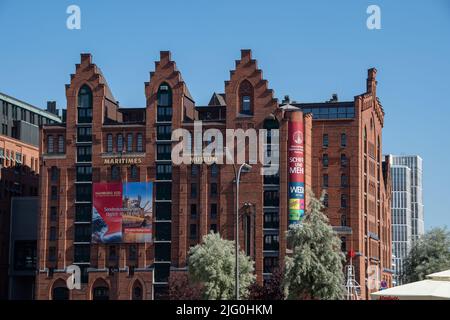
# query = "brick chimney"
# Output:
<box><xmin>367</xmin><ymin>68</ymin><xmax>378</xmax><ymax>96</ymax></box>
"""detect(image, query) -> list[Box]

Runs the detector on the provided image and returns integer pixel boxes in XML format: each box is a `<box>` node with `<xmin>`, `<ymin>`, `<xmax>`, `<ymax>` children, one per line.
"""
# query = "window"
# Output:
<box><xmin>76</xmin><ymin>184</ymin><xmax>92</xmax><ymax>202</ymax></box>
<box><xmin>210</xmin><ymin>204</ymin><xmax>217</xmax><ymax>219</ymax></box>
<box><xmin>341</xmin><ymin>237</ymin><xmax>347</xmax><ymax>252</ymax></box>
<box><xmin>341</xmin><ymin>194</ymin><xmax>347</xmax><ymax>208</ymax></box>
<box><xmin>323</xmin><ymin>174</ymin><xmax>329</xmax><ymax>188</ymax></box>
<box><xmin>264</xmin><ymin>257</ymin><xmax>279</xmax><ymax>274</ymax></box>
<box><xmin>210</xmin><ymin>224</ymin><xmax>217</xmax><ymax>233</ymax></box>
<box><xmin>52</xmin><ymin>287</ymin><xmax>69</xmax><ymax>301</ymax></box>
<box><xmin>323</xmin><ymin>134</ymin><xmax>329</xmax><ymax>148</ymax></box>
<box><xmin>77</xmin><ymin>85</ymin><xmax>93</xmax><ymax>123</ymax></box>
<box><xmin>48</xmin><ymin>246</ymin><xmax>56</xmax><ymax>262</ymax></box>
<box><xmin>157</xmin><ymin>83</ymin><xmax>172</xmax><ymax>121</ymax></box>
<box><xmin>239</xmin><ymin>80</ymin><xmax>253</xmax><ymax>115</ymax></box>
<box><xmin>155</xmin><ymin>243</ymin><xmax>171</xmax><ymax>262</ymax></box>
<box><xmin>190</xmin><ymin>204</ymin><xmax>197</xmax><ymax>219</ymax></box>
<box><xmin>341</xmin><ymin>133</ymin><xmax>347</xmax><ymax>147</ymax></box>
<box><xmin>130</xmin><ymin>165</ymin><xmax>139</xmax><ymax>180</ymax></box>
<box><xmin>117</xmin><ymin>134</ymin><xmax>123</xmax><ymax>152</ymax></box>
<box><xmin>47</xmin><ymin>135</ymin><xmax>54</xmax><ymax>153</ymax></box>
<box><xmin>107</xmin><ymin>134</ymin><xmax>113</xmax><ymax>153</ymax></box>
<box><xmin>51</xmin><ymin>186</ymin><xmax>58</xmax><ymax>200</ymax></box>
<box><xmin>341</xmin><ymin>174</ymin><xmax>348</xmax><ymax>187</ymax></box>
<box><xmin>157</xmin><ymin>125</ymin><xmax>171</xmax><ymax>141</ymax></box>
<box><xmin>111</xmin><ymin>165</ymin><xmax>120</xmax><ymax>181</ymax></box>
<box><xmin>155</xmin><ymin>202</ymin><xmax>171</xmax><ymax>220</ymax></box>
<box><xmin>137</xmin><ymin>133</ymin><xmax>143</xmax><ymax>152</ymax></box>
<box><xmin>30</xmin><ymin>113</ymin><xmax>35</xmax><ymax>124</ymax></box>
<box><xmin>263</xmin><ymin>234</ymin><xmax>279</xmax><ymax>251</ymax></box>
<box><xmin>13</xmin><ymin>241</ymin><xmax>36</xmax><ymax>271</ymax></box>
<box><xmin>76</xmin><ymin>166</ymin><xmax>92</xmax><ymax>182</ymax></box>
<box><xmin>51</xmin><ymin>166</ymin><xmax>59</xmax><ymax>182</ymax></box>
<box><xmin>127</xmin><ymin>134</ymin><xmax>133</xmax><ymax>152</ymax></box>
<box><xmin>156</xmin><ymin>164</ymin><xmax>172</xmax><ymax>180</ymax></box>
<box><xmin>93</xmin><ymin>287</ymin><xmax>109</xmax><ymax>301</ymax></box>
<box><xmin>341</xmin><ymin>154</ymin><xmax>347</xmax><ymax>167</ymax></box>
<box><xmin>77</xmin><ymin>146</ymin><xmax>92</xmax><ymax>162</ymax></box>
<box><xmin>154</xmin><ymin>222</ymin><xmax>171</xmax><ymax>241</ymax></box>
<box><xmin>190</xmin><ymin>224</ymin><xmax>197</xmax><ymax>239</ymax></box>
<box><xmin>75</xmin><ymin>204</ymin><xmax>92</xmax><ymax>222</ymax></box>
<box><xmin>323</xmin><ymin>193</ymin><xmax>329</xmax><ymax>207</ymax></box>
<box><xmin>77</xmin><ymin>127</ymin><xmax>92</xmax><ymax>142</ymax></box>
<box><xmin>322</xmin><ymin>154</ymin><xmax>329</xmax><ymax>167</ymax></box>
<box><xmin>75</xmin><ymin>225</ymin><xmax>91</xmax><ymax>243</ymax></box>
<box><xmin>155</xmin><ymin>182</ymin><xmax>171</xmax><ymax>200</ymax></box>
<box><xmin>190</xmin><ymin>183</ymin><xmax>197</xmax><ymax>199</ymax></box>
<box><xmin>58</xmin><ymin>135</ymin><xmax>65</xmax><ymax>153</ymax></box>
<box><xmin>129</xmin><ymin>245</ymin><xmax>137</xmax><ymax>262</ymax></box>
<box><xmin>156</xmin><ymin>144</ymin><xmax>171</xmax><ymax>160</ymax></box>
<box><xmin>211</xmin><ymin>164</ymin><xmax>218</xmax><ymax>178</ymax></box>
<box><xmin>50</xmin><ymin>207</ymin><xmax>57</xmax><ymax>222</ymax></box>
<box><xmin>341</xmin><ymin>215</ymin><xmax>347</xmax><ymax>227</ymax></box>
<box><xmin>108</xmin><ymin>246</ymin><xmax>118</xmax><ymax>263</ymax></box>
<box><xmin>191</xmin><ymin>165</ymin><xmax>199</xmax><ymax>176</ymax></box>
<box><xmin>210</xmin><ymin>183</ymin><xmax>218</xmax><ymax>197</ymax></box>
<box><xmin>264</xmin><ymin>211</ymin><xmax>279</xmax><ymax>229</ymax></box>
<box><xmin>264</xmin><ymin>190</ymin><xmax>279</xmax><ymax>207</ymax></box>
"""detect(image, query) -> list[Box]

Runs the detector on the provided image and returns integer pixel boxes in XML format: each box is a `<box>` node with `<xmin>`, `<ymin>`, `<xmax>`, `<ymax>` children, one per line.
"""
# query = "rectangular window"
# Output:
<box><xmin>210</xmin><ymin>183</ymin><xmax>218</xmax><ymax>197</ymax></box>
<box><xmin>191</xmin><ymin>204</ymin><xmax>197</xmax><ymax>219</ymax></box>
<box><xmin>76</xmin><ymin>184</ymin><xmax>92</xmax><ymax>202</ymax></box>
<box><xmin>264</xmin><ymin>190</ymin><xmax>279</xmax><ymax>207</ymax></box>
<box><xmin>107</xmin><ymin>134</ymin><xmax>113</xmax><ymax>152</ymax></box>
<box><xmin>127</xmin><ymin>134</ymin><xmax>133</xmax><ymax>152</ymax></box>
<box><xmin>210</xmin><ymin>204</ymin><xmax>217</xmax><ymax>219</ymax></box>
<box><xmin>155</xmin><ymin>243</ymin><xmax>171</xmax><ymax>262</ymax></box>
<box><xmin>128</xmin><ymin>244</ymin><xmax>137</xmax><ymax>262</ymax></box>
<box><xmin>341</xmin><ymin>133</ymin><xmax>347</xmax><ymax>147</ymax></box>
<box><xmin>154</xmin><ymin>222</ymin><xmax>171</xmax><ymax>241</ymax></box>
<box><xmin>48</xmin><ymin>247</ymin><xmax>56</xmax><ymax>262</ymax></box>
<box><xmin>190</xmin><ymin>224</ymin><xmax>197</xmax><ymax>239</ymax></box>
<box><xmin>155</xmin><ymin>182</ymin><xmax>171</xmax><ymax>201</ymax></box>
<box><xmin>76</xmin><ymin>165</ymin><xmax>92</xmax><ymax>182</ymax></box>
<box><xmin>156</xmin><ymin>144</ymin><xmax>171</xmax><ymax>160</ymax></box>
<box><xmin>210</xmin><ymin>224</ymin><xmax>217</xmax><ymax>233</ymax></box>
<box><xmin>155</xmin><ymin>202</ymin><xmax>171</xmax><ymax>221</ymax></box>
<box><xmin>191</xmin><ymin>165</ymin><xmax>199</xmax><ymax>177</ymax></box>
<box><xmin>157</xmin><ymin>125</ymin><xmax>172</xmax><ymax>141</ymax></box>
<box><xmin>51</xmin><ymin>186</ymin><xmax>58</xmax><ymax>200</ymax></box>
<box><xmin>242</xmin><ymin>96</ymin><xmax>251</xmax><ymax>114</ymax></box>
<box><xmin>58</xmin><ymin>135</ymin><xmax>64</xmax><ymax>153</ymax></box>
<box><xmin>77</xmin><ymin>146</ymin><xmax>92</xmax><ymax>162</ymax></box>
<box><xmin>50</xmin><ymin>206</ymin><xmax>57</xmax><ymax>222</ymax></box>
<box><xmin>47</xmin><ymin>135</ymin><xmax>54</xmax><ymax>153</ymax></box>
<box><xmin>264</xmin><ymin>211</ymin><xmax>279</xmax><ymax>229</ymax></box>
<box><xmin>13</xmin><ymin>241</ymin><xmax>36</xmax><ymax>271</ymax></box>
<box><xmin>323</xmin><ymin>134</ymin><xmax>329</xmax><ymax>148</ymax></box>
<box><xmin>49</xmin><ymin>227</ymin><xmax>57</xmax><ymax>241</ymax></box>
<box><xmin>190</xmin><ymin>183</ymin><xmax>197</xmax><ymax>199</ymax></box>
<box><xmin>77</xmin><ymin>127</ymin><xmax>92</xmax><ymax>142</ymax></box>
<box><xmin>74</xmin><ymin>245</ymin><xmax>90</xmax><ymax>263</ymax></box>
<box><xmin>341</xmin><ymin>154</ymin><xmax>347</xmax><ymax>167</ymax></box>
<box><xmin>323</xmin><ymin>154</ymin><xmax>329</xmax><ymax>167</ymax></box>
<box><xmin>323</xmin><ymin>174</ymin><xmax>329</xmax><ymax>188</ymax></box>
<box><xmin>75</xmin><ymin>225</ymin><xmax>92</xmax><ymax>243</ymax></box>
<box><xmin>156</xmin><ymin>164</ymin><xmax>172</xmax><ymax>180</ymax></box>
<box><xmin>137</xmin><ymin>133</ymin><xmax>144</xmax><ymax>152</ymax></box>
<box><xmin>75</xmin><ymin>204</ymin><xmax>92</xmax><ymax>222</ymax></box>
<box><xmin>117</xmin><ymin>134</ymin><xmax>123</xmax><ymax>152</ymax></box>
<box><xmin>263</xmin><ymin>234</ymin><xmax>279</xmax><ymax>251</ymax></box>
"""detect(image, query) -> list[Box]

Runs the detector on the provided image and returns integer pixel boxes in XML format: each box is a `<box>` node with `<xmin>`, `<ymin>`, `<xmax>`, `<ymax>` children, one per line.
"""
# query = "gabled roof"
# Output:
<box><xmin>208</xmin><ymin>92</ymin><xmax>226</xmax><ymax>106</ymax></box>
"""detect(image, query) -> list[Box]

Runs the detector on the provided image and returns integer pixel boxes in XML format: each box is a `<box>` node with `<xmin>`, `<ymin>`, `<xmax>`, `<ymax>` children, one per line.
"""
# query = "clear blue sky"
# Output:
<box><xmin>1</xmin><ymin>0</ymin><xmax>449</xmax><ymax>229</ymax></box>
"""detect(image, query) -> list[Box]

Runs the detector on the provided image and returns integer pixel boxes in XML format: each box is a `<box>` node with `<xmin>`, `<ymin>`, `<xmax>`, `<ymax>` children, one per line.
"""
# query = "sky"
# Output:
<box><xmin>0</xmin><ymin>0</ymin><xmax>449</xmax><ymax>229</ymax></box>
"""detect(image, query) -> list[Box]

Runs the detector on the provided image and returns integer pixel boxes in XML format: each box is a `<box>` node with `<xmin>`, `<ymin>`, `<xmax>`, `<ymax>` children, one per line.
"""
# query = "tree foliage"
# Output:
<box><xmin>247</xmin><ymin>268</ymin><xmax>285</xmax><ymax>300</ymax></box>
<box><xmin>402</xmin><ymin>227</ymin><xmax>450</xmax><ymax>283</ymax></box>
<box><xmin>188</xmin><ymin>232</ymin><xmax>256</xmax><ymax>300</ymax></box>
<box><xmin>284</xmin><ymin>192</ymin><xmax>346</xmax><ymax>300</ymax></box>
<box><xmin>168</xmin><ymin>272</ymin><xmax>204</xmax><ymax>300</ymax></box>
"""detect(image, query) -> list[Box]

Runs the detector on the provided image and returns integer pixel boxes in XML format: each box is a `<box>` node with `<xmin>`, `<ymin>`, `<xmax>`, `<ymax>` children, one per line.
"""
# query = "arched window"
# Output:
<box><xmin>93</xmin><ymin>286</ymin><xmax>109</xmax><ymax>300</ymax></box>
<box><xmin>157</xmin><ymin>83</ymin><xmax>172</xmax><ymax>122</ymax></box>
<box><xmin>111</xmin><ymin>165</ymin><xmax>120</xmax><ymax>181</ymax></box>
<box><xmin>132</xmin><ymin>281</ymin><xmax>143</xmax><ymax>300</ymax></box>
<box><xmin>239</xmin><ymin>80</ymin><xmax>253</xmax><ymax>115</ymax></box>
<box><xmin>77</xmin><ymin>85</ymin><xmax>93</xmax><ymax>123</ymax></box>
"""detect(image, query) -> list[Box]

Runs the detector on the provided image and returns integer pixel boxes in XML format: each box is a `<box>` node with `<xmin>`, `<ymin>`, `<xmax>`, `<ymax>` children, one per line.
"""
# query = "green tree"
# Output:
<box><xmin>402</xmin><ymin>227</ymin><xmax>450</xmax><ymax>283</ymax></box>
<box><xmin>188</xmin><ymin>232</ymin><xmax>256</xmax><ymax>299</ymax></box>
<box><xmin>284</xmin><ymin>192</ymin><xmax>346</xmax><ymax>300</ymax></box>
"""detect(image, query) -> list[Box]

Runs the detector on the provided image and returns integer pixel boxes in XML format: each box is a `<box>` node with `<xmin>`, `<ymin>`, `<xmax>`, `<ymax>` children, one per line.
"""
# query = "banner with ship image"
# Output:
<box><xmin>92</xmin><ymin>182</ymin><xmax>153</xmax><ymax>243</ymax></box>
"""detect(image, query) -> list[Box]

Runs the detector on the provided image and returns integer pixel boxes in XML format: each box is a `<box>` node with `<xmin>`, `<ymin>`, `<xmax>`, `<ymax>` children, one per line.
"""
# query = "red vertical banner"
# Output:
<box><xmin>288</xmin><ymin>112</ymin><xmax>305</xmax><ymax>225</ymax></box>
<box><xmin>92</xmin><ymin>182</ymin><xmax>123</xmax><ymax>243</ymax></box>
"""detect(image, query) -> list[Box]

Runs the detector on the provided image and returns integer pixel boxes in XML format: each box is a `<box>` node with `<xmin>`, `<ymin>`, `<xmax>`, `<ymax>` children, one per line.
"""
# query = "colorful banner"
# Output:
<box><xmin>288</xmin><ymin>114</ymin><xmax>305</xmax><ymax>225</ymax></box>
<box><xmin>92</xmin><ymin>182</ymin><xmax>153</xmax><ymax>243</ymax></box>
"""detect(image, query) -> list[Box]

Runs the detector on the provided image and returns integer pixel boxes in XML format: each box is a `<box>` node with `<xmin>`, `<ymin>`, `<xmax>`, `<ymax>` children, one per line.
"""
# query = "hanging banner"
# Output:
<box><xmin>288</xmin><ymin>113</ymin><xmax>305</xmax><ymax>225</ymax></box>
<box><xmin>92</xmin><ymin>182</ymin><xmax>153</xmax><ymax>243</ymax></box>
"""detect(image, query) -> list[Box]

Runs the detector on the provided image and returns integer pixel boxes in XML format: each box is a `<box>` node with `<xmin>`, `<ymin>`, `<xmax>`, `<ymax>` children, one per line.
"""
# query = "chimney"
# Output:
<box><xmin>46</xmin><ymin>101</ymin><xmax>58</xmax><ymax>115</ymax></box>
<box><xmin>367</xmin><ymin>68</ymin><xmax>378</xmax><ymax>96</ymax></box>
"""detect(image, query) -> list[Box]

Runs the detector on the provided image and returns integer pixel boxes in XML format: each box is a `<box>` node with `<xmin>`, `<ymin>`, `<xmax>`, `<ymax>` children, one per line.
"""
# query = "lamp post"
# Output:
<box><xmin>224</xmin><ymin>147</ymin><xmax>252</xmax><ymax>300</ymax></box>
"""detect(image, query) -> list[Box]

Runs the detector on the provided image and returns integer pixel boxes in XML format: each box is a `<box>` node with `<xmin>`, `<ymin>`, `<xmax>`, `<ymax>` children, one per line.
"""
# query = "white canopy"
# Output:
<box><xmin>371</xmin><ymin>269</ymin><xmax>450</xmax><ymax>300</ymax></box>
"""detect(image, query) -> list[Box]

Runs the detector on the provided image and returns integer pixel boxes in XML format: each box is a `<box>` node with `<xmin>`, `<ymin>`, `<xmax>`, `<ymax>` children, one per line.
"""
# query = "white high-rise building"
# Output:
<box><xmin>386</xmin><ymin>155</ymin><xmax>424</xmax><ymax>285</ymax></box>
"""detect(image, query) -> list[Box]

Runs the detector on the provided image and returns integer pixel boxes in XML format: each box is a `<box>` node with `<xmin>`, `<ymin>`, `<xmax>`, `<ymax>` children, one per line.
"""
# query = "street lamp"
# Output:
<box><xmin>224</xmin><ymin>147</ymin><xmax>252</xmax><ymax>300</ymax></box>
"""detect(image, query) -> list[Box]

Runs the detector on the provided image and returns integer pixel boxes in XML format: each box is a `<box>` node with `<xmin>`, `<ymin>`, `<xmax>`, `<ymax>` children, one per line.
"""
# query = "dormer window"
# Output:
<box><xmin>239</xmin><ymin>80</ymin><xmax>253</xmax><ymax>115</ymax></box>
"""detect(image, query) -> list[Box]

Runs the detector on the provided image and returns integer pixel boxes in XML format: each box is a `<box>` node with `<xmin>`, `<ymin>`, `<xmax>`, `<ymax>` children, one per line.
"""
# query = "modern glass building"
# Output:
<box><xmin>386</xmin><ymin>155</ymin><xmax>424</xmax><ymax>285</ymax></box>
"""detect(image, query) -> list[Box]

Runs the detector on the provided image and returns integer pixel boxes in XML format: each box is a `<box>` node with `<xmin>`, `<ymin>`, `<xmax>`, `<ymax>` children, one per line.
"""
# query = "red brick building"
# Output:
<box><xmin>36</xmin><ymin>50</ymin><xmax>391</xmax><ymax>300</ymax></box>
